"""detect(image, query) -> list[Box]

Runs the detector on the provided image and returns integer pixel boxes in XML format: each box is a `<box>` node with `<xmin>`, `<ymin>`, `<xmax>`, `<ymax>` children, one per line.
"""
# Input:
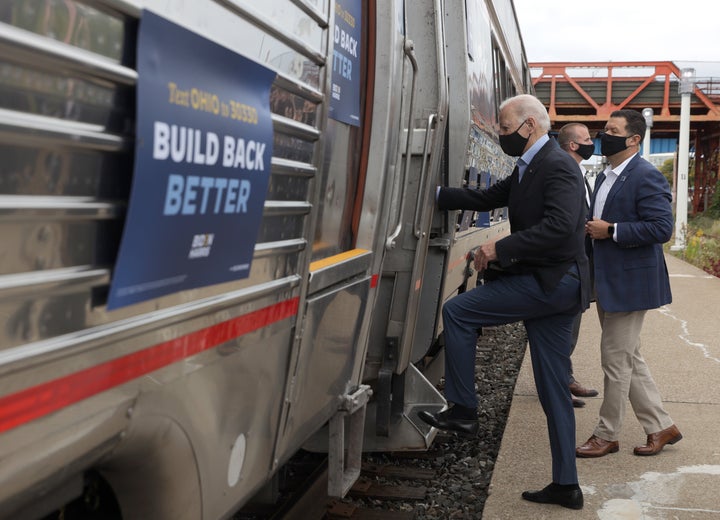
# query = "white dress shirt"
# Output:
<box><xmin>593</xmin><ymin>154</ymin><xmax>637</xmax><ymax>240</ymax></box>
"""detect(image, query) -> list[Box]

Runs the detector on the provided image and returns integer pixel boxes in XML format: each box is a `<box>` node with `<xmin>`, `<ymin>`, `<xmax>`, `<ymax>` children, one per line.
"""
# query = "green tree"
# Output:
<box><xmin>707</xmin><ymin>180</ymin><xmax>720</xmax><ymax>217</ymax></box>
<box><xmin>660</xmin><ymin>158</ymin><xmax>674</xmax><ymax>186</ymax></box>
<box><xmin>659</xmin><ymin>157</ymin><xmax>695</xmax><ymax>199</ymax></box>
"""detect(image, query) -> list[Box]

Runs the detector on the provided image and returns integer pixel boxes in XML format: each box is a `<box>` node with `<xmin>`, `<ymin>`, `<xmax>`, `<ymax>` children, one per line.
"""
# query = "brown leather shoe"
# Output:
<box><xmin>633</xmin><ymin>424</ymin><xmax>682</xmax><ymax>456</ymax></box>
<box><xmin>576</xmin><ymin>435</ymin><xmax>619</xmax><ymax>458</ymax></box>
<box><xmin>569</xmin><ymin>381</ymin><xmax>599</xmax><ymax>398</ymax></box>
<box><xmin>572</xmin><ymin>398</ymin><xmax>585</xmax><ymax>408</ymax></box>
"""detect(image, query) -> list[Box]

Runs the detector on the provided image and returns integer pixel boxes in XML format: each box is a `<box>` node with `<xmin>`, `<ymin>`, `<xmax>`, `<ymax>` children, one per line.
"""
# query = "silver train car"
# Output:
<box><xmin>0</xmin><ymin>0</ymin><xmax>530</xmax><ymax>518</ymax></box>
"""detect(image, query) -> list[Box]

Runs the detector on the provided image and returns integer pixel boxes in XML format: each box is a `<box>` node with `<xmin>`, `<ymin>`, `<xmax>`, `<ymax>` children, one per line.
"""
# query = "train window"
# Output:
<box><xmin>312</xmin><ymin>120</ymin><xmax>362</xmax><ymax>258</ymax></box>
<box><xmin>491</xmin><ymin>38</ymin><xmax>517</xmax><ymax>110</ymax></box>
<box><xmin>492</xmin><ymin>39</ymin><xmax>504</xmax><ymax>119</ymax></box>
<box><xmin>522</xmin><ymin>63</ymin><xmax>531</xmax><ymax>93</ymax></box>
<box><xmin>310</xmin><ymin>1</ymin><xmax>368</xmax><ymax>262</ymax></box>
<box><xmin>465</xmin><ymin>0</ymin><xmax>494</xmax><ymax>129</ymax></box>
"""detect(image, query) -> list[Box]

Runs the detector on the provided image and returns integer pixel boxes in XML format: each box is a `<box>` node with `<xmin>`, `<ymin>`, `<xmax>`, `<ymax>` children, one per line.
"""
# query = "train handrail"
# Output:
<box><xmin>425</xmin><ymin>0</ymin><xmax>450</xmax><ymax>241</ymax></box>
<box><xmin>0</xmin><ymin>20</ymin><xmax>136</xmax><ymax>85</ymax></box>
<box><xmin>396</xmin><ymin>0</ymin><xmax>451</xmax><ymax>374</ymax></box>
<box><xmin>0</xmin><ymin>266</ymin><xmax>109</xmax><ymax>300</ymax></box>
<box><xmin>0</xmin><ymin>108</ymin><xmax>126</xmax><ymax>151</ymax></box>
<box><xmin>274</xmin><ymin>73</ymin><xmax>324</xmax><ymax>105</ymax></box>
<box><xmin>272</xmin><ymin>114</ymin><xmax>321</xmax><ymax>141</ymax></box>
<box><xmin>289</xmin><ymin>0</ymin><xmax>328</xmax><ymax>27</ymax></box>
<box><xmin>0</xmin><ymin>195</ymin><xmax>122</xmax><ymax>221</ymax></box>
<box><xmin>413</xmin><ymin>113</ymin><xmax>437</xmax><ymax>238</ymax></box>
<box><xmin>385</xmin><ymin>38</ymin><xmax>419</xmax><ymax>250</ymax></box>
<box><xmin>213</xmin><ymin>0</ymin><xmax>326</xmax><ymax>66</ymax></box>
<box><xmin>271</xmin><ymin>157</ymin><xmax>317</xmax><ymax>178</ymax></box>
<box><xmin>262</xmin><ymin>200</ymin><xmax>313</xmax><ymax>216</ymax></box>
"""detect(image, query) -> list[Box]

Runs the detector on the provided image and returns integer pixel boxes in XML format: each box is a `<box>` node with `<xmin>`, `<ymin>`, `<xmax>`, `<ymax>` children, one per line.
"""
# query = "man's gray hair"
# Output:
<box><xmin>499</xmin><ymin>94</ymin><xmax>551</xmax><ymax>132</ymax></box>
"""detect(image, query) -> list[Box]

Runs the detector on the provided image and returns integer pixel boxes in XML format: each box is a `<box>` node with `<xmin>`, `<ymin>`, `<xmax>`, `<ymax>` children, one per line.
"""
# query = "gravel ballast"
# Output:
<box><xmin>347</xmin><ymin>322</ymin><xmax>529</xmax><ymax>519</ymax></box>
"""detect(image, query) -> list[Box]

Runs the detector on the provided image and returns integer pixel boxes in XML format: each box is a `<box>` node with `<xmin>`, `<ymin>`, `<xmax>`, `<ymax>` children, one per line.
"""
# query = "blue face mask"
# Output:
<box><xmin>499</xmin><ymin>121</ymin><xmax>529</xmax><ymax>156</ymax></box>
<box><xmin>598</xmin><ymin>132</ymin><xmax>629</xmax><ymax>157</ymax></box>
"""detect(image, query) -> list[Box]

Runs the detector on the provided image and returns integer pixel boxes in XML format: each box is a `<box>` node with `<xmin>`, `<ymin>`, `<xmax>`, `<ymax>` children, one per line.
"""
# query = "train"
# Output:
<box><xmin>0</xmin><ymin>0</ymin><xmax>530</xmax><ymax>518</ymax></box>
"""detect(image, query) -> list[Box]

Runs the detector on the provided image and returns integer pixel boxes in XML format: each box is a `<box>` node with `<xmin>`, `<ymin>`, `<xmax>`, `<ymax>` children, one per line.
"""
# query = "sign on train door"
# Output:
<box><xmin>330</xmin><ymin>0</ymin><xmax>362</xmax><ymax>126</ymax></box>
<box><xmin>107</xmin><ymin>11</ymin><xmax>276</xmax><ymax>310</ymax></box>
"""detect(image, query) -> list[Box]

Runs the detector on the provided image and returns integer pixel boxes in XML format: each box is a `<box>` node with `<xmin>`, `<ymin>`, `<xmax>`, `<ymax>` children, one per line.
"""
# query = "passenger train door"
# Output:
<box><xmin>271</xmin><ymin>0</ymin><xmax>392</xmax><ymax>491</ymax></box>
<box><xmin>274</xmin><ymin>0</ymin><xmax>446</xmax><ymax>483</ymax></box>
<box><xmin>359</xmin><ymin>0</ymin><xmax>525</xmax><ymax>452</ymax></box>
<box><xmin>359</xmin><ymin>0</ymin><xmax>451</xmax><ymax>451</ymax></box>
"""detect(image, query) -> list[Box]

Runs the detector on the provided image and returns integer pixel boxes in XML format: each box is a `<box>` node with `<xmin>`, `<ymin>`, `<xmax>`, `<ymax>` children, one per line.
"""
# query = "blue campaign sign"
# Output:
<box><xmin>107</xmin><ymin>11</ymin><xmax>276</xmax><ymax>310</ymax></box>
<box><xmin>329</xmin><ymin>0</ymin><xmax>362</xmax><ymax>126</ymax></box>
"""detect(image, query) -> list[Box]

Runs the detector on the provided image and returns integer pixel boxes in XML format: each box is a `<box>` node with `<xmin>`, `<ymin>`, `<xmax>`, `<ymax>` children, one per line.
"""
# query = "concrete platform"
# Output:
<box><xmin>483</xmin><ymin>254</ymin><xmax>720</xmax><ymax>519</ymax></box>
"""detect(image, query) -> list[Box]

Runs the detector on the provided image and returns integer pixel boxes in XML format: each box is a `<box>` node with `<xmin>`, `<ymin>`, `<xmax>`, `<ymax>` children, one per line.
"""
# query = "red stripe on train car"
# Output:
<box><xmin>0</xmin><ymin>297</ymin><xmax>299</xmax><ymax>435</ymax></box>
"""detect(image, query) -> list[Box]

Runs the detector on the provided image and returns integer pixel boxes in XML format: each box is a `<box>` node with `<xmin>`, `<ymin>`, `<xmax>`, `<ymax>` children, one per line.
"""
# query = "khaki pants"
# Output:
<box><xmin>593</xmin><ymin>304</ymin><xmax>673</xmax><ymax>441</ymax></box>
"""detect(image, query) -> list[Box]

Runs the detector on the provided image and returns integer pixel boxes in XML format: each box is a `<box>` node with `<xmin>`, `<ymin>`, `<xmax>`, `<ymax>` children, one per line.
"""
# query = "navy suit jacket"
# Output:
<box><xmin>590</xmin><ymin>154</ymin><xmax>673</xmax><ymax>312</ymax></box>
<box><xmin>438</xmin><ymin>138</ymin><xmax>591</xmax><ymax>312</ymax></box>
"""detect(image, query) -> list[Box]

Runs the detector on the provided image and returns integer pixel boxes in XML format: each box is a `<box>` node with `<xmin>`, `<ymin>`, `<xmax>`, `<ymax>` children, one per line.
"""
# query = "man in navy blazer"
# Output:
<box><xmin>577</xmin><ymin>109</ymin><xmax>682</xmax><ymax>458</ymax></box>
<box><xmin>418</xmin><ymin>94</ymin><xmax>590</xmax><ymax>510</ymax></box>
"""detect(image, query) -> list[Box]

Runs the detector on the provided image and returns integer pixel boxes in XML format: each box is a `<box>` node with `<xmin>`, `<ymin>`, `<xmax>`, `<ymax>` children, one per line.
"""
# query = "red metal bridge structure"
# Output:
<box><xmin>530</xmin><ymin>61</ymin><xmax>720</xmax><ymax>214</ymax></box>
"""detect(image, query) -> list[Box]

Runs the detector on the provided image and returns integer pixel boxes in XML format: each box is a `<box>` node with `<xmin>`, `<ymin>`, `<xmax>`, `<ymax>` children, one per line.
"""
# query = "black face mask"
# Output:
<box><xmin>499</xmin><ymin>121</ymin><xmax>529</xmax><ymax>156</ymax></box>
<box><xmin>575</xmin><ymin>142</ymin><xmax>595</xmax><ymax>160</ymax></box>
<box><xmin>598</xmin><ymin>132</ymin><xmax>629</xmax><ymax>157</ymax></box>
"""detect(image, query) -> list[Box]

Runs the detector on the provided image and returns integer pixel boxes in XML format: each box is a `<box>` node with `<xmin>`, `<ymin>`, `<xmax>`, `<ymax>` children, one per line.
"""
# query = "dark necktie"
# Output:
<box><xmin>584</xmin><ymin>178</ymin><xmax>592</xmax><ymax>210</ymax></box>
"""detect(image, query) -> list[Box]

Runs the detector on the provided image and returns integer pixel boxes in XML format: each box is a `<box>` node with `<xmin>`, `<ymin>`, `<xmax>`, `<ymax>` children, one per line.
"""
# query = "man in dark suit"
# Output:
<box><xmin>577</xmin><ymin>109</ymin><xmax>682</xmax><ymax>458</ymax></box>
<box><xmin>418</xmin><ymin>94</ymin><xmax>590</xmax><ymax>510</ymax></box>
<box><xmin>558</xmin><ymin>123</ymin><xmax>600</xmax><ymax>408</ymax></box>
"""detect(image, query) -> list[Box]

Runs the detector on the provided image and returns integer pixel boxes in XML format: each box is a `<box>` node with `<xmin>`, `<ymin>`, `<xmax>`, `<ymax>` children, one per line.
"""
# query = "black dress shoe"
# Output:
<box><xmin>522</xmin><ymin>483</ymin><xmax>583</xmax><ymax>510</ymax></box>
<box><xmin>572</xmin><ymin>397</ymin><xmax>586</xmax><ymax>408</ymax></box>
<box><xmin>417</xmin><ymin>409</ymin><xmax>479</xmax><ymax>437</ymax></box>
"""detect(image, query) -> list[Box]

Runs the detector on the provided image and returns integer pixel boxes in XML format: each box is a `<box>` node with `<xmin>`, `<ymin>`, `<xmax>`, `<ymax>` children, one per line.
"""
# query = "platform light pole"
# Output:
<box><xmin>642</xmin><ymin>108</ymin><xmax>653</xmax><ymax>161</ymax></box>
<box><xmin>671</xmin><ymin>68</ymin><xmax>695</xmax><ymax>251</ymax></box>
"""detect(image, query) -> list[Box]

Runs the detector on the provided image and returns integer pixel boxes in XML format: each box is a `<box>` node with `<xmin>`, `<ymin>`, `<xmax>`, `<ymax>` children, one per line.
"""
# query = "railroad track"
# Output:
<box><xmin>233</xmin><ymin>435</ymin><xmax>456</xmax><ymax>520</ymax></box>
<box><xmin>328</xmin><ymin>458</ymin><xmax>440</xmax><ymax>520</ymax></box>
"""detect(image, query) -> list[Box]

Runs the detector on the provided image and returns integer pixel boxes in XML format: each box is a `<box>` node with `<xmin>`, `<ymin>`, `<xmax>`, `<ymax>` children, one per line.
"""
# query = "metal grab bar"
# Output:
<box><xmin>385</xmin><ymin>38</ymin><xmax>419</xmax><ymax>250</ymax></box>
<box><xmin>425</xmin><ymin>0</ymin><xmax>450</xmax><ymax>242</ymax></box>
<box><xmin>0</xmin><ymin>21</ymin><xmax>137</xmax><ymax>85</ymax></box>
<box><xmin>413</xmin><ymin>113</ymin><xmax>437</xmax><ymax>238</ymax></box>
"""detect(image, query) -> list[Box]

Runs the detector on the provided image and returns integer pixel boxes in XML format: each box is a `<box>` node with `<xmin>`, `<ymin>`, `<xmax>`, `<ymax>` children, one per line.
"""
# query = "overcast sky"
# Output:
<box><xmin>513</xmin><ymin>0</ymin><xmax>720</xmax><ymax>78</ymax></box>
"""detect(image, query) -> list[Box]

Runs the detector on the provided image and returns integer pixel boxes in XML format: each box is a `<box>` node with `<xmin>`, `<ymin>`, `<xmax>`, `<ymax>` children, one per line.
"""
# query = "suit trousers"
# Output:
<box><xmin>441</xmin><ymin>269</ymin><xmax>580</xmax><ymax>484</ymax></box>
<box><xmin>568</xmin><ymin>310</ymin><xmax>583</xmax><ymax>384</ymax></box>
<box><xmin>593</xmin><ymin>304</ymin><xmax>673</xmax><ymax>440</ymax></box>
